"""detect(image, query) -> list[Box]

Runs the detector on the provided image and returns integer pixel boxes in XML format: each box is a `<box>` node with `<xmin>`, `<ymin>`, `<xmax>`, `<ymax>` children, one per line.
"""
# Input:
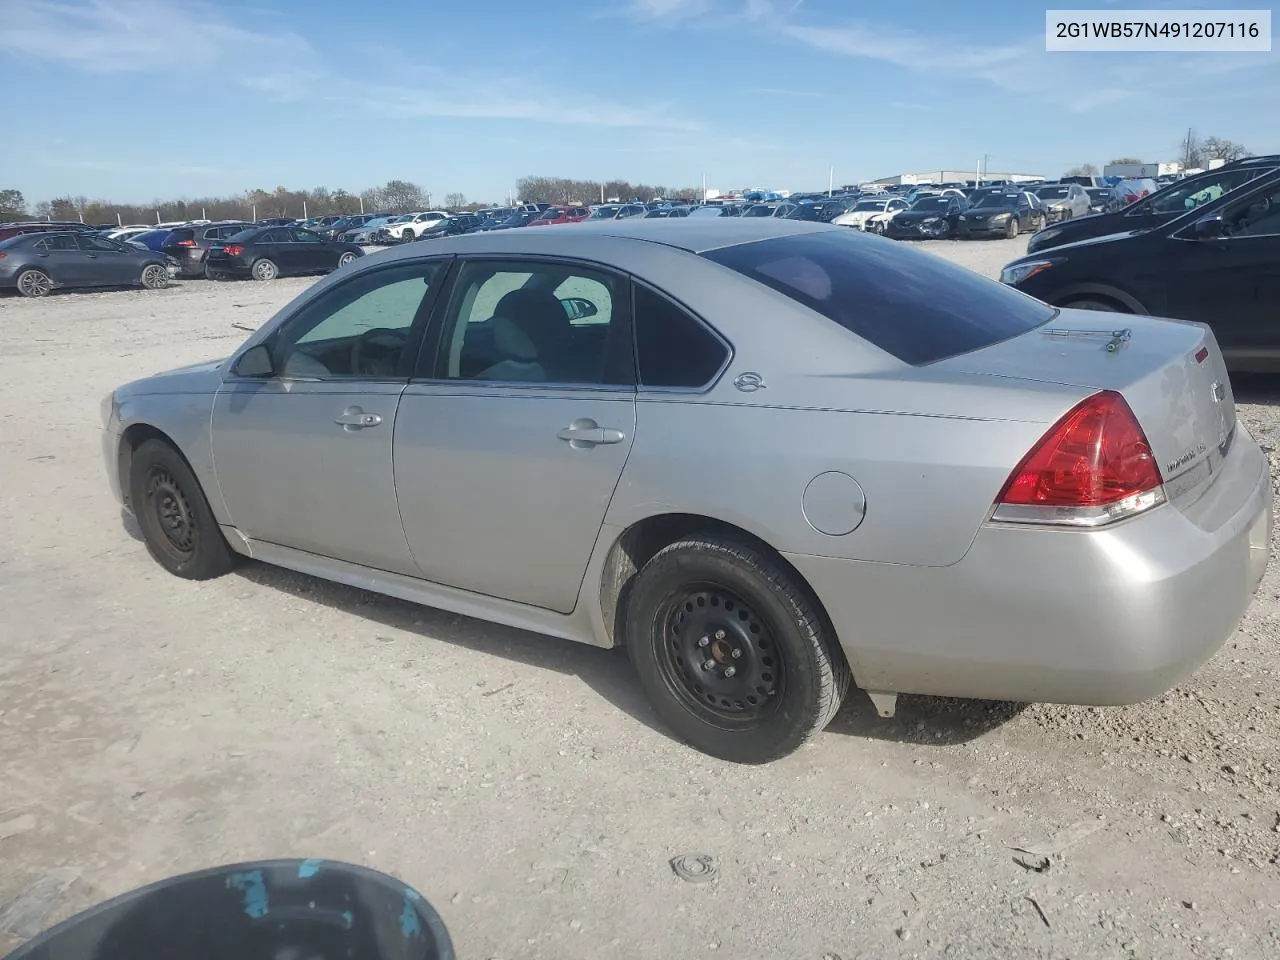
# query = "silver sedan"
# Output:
<box><xmin>102</xmin><ymin>219</ymin><xmax>1271</xmax><ymax>763</ymax></box>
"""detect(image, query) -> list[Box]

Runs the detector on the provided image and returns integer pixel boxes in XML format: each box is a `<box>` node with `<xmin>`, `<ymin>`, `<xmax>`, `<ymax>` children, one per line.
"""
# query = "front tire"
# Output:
<box><xmin>140</xmin><ymin>264</ymin><xmax>169</xmax><ymax>289</ymax></box>
<box><xmin>400</xmin><ymin>229</ymin><xmax>414</xmax><ymax>241</ymax></box>
<box><xmin>626</xmin><ymin>535</ymin><xmax>850</xmax><ymax>764</ymax></box>
<box><xmin>1005</xmin><ymin>217</ymin><xmax>1020</xmax><ymax>239</ymax></box>
<box><xmin>128</xmin><ymin>438</ymin><xmax>237</xmax><ymax>580</ymax></box>
<box><xmin>251</xmin><ymin>258</ymin><xmax>278</xmax><ymax>281</ymax></box>
<box><xmin>16</xmin><ymin>268</ymin><xmax>52</xmax><ymax>298</ymax></box>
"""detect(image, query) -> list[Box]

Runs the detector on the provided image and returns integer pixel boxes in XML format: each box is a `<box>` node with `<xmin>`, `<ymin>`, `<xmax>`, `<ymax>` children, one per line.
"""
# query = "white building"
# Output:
<box><xmin>873</xmin><ymin>170</ymin><xmax>1044</xmax><ymax>186</ymax></box>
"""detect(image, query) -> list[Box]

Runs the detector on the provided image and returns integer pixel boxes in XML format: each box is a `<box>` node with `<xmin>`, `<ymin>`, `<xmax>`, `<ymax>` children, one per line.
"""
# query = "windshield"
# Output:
<box><xmin>588</xmin><ymin>206</ymin><xmax>620</xmax><ymax>219</ymax></box>
<box><xmin>974</xmin><ymin>194</ymin><xmax>1018</xmax><ymax>209</ymax></box>
<box><xmin>853</xmin><ymin>200</ymin><xmax>888</xmax><ymax>211</ymax></box>
<box><xmin>536</xmin><ymin>209</ymin><xmax>564</xmax><ymax>221</ymax></box>
<box><xmin>742</xmin><ymin>204</ymin><xmax>775</xmax><ymax>217</ymax></box>
<box><xmin>785</xmin><ymin>205</ymin><xmax>824</xmax><ymax>221</ymax></box>
<box><xmin>910</xmin><ymin>197</ymin><xmax>949</xmax><ymax>211</ymax></box>
<box><xmin>1035</xmin><ymin>186</ymin><xmax>1069</xmax><ymax>199</ymax></box>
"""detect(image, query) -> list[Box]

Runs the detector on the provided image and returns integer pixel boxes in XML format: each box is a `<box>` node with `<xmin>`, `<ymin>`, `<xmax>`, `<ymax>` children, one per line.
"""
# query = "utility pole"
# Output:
<box><xmin>358</xmin><ymin>195</ymin><xmax>364</xmax><ymax>214</ymax></box>
<box><xmin>828</xmin><ymin>166</ymin><xmax>834</xmax><ymax>197</ymax></box>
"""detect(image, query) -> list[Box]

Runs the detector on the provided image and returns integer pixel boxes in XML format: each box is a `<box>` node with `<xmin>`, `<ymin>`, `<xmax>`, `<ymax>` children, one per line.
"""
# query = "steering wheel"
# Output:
<box><xmin>350</xmin><ymin>327</ymin><xmax>409</xmax><ymax>377</ymax></box>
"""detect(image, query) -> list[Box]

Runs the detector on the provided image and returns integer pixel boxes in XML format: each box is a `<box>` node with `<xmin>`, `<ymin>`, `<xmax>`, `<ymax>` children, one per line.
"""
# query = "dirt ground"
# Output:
<box><xmin>1</xmin><ymin>236</ymin><xmax>1277</xmax><ymax>960</ymax></box>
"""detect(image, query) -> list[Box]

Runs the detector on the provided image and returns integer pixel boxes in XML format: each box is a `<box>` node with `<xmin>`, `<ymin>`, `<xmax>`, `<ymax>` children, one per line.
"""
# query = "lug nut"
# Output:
<box><xmin>697</xmin><ymin>636</ymin><xmax>709</xmax><ymax>647</ymax></box>
<box><xmin>702</xmin><ymin>660</ymin><xmax>715</xmax><ymax>671</ymax></box>
<box><xmin>723</xmin><ymin>666</ymin><xmax>737</xmax><ymax>678</ymax></box>
<box><xmin>730</xmin><ymin>648</ymin><xmax>742</xmax><ymax>659</ymax></box>
<box><xmin>715</xmin><ymin>629</ymin><xmax>726</xmax><ymax>640</ymax></box>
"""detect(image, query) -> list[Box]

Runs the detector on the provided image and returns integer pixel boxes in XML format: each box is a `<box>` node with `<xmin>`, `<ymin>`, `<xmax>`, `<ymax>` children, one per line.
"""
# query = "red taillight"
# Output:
<box><xmin>0</xmin><ymin>252</ymin><xmax>6</xmax><ymax>259</ymax></box>
<box><xmin>175</xmin><ymin>239</ymin><xmax>196</xmax><ymax>247</ymax></box>
<box><xmin>994</xmin><ymin>391</ymin><xmax>1164</xmax><ymax>525</ymax></box>
<box><xmin>223</xmin><ymin>244</ymin><xmax>244</xmax><ymax>256</ymax></box>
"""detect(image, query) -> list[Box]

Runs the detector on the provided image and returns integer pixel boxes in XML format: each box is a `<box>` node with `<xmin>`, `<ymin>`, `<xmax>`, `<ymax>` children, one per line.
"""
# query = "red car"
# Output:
<box><xmin>526</xmin><ymin>205</ymin><xmax>590</xmax><ymax>226</ymax></box>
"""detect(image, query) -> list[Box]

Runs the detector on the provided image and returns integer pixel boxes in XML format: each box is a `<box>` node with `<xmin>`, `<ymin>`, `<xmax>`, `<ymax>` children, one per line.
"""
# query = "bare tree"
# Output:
<box><xmin>1064</xmin><ymin>163</ymin><xmax>1099</xmax><ymax>177</ymax></box>
<box><xmin>0</xmin><ymin>189</ymin><xmax>27</xmax><ymax>220</ymax></box>
<box><xmin>1202</xmin><ymin>136</ymin><xmax>1250</xmax><ymax>162</ymax></box>
<box><xmin>444</xmin><ymin>192</ymin><xmax>466</xmax><ymax>209</ymax></box>
<box><xmin>1110</xmin><ymin>157</ymin><xmax>1143</xmax><ymax>165</ymax></box>
<box><xmin>380</xmin><ymin>179</ymin><xmax>427</xmax><ymax>212</ymax></box>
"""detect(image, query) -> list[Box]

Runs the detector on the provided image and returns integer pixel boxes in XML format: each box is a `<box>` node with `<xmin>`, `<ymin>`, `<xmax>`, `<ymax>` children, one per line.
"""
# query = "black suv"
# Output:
<box><xmin>1001</xmin><ymin>170</ymin><xmax>1280</xmax><ymax>371</ymax></box>
<box><xmin>1025</xmin><ymin>154</ymin><xmax>1280</xmax><ymax>254</ymax></box>
<box><xmin>162</xmin><ymin>222</ymin><xmax>255</xmax><ymax>278</ymax></box>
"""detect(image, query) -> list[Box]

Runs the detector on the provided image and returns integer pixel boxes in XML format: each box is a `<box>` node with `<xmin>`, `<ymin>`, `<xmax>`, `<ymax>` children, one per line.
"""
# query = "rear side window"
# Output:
<box><xmin>703</xmin><ymin>230</ymin><xmax>1054</xmax><ymax>366</ymax></box>
<box><xmin>169</xmin><ymin>228</ymin><xmax>195</xmax><ymax>242</ymax></box>
<box><xmin>634</xmin><ymin>284</ymin><xmax>728</xmax><ymax>388</ymax></box>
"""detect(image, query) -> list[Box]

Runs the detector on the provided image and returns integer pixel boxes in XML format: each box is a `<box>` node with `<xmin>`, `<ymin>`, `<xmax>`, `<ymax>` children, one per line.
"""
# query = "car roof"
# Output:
<box><xmin>370</xmin><ymin>217</ymin><xmax>833</xmax><ymax>260</ymax></box>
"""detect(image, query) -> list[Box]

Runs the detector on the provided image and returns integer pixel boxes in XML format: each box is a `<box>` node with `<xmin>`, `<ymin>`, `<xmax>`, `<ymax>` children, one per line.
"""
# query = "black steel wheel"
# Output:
<box><xmin>655</xmin><ymin>583</ymin><xmax>785</xmax><ymax>728</ymax></box>
<box><xmin>626</xmin><ymin>534</ymin><xmax>850</xmax><ymax>764</ymax></box>
<box><xmin>128</xmin><ymin>438</ymin><xmax>237</xmax><ymax>580</ymax></box>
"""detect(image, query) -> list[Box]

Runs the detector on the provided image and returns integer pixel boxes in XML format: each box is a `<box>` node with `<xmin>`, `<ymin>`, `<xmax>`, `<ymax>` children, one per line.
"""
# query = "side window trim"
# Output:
<box><xmin>631</xmin><ymin>278</ymin><xmax>733</xmax><ymax>395</ymax></box>
<box><xmin>412</xmin><ymin>254</ymin><xmax>636</xmax><ymax>390</ymax></box>
<box><xmin>228</xmin><ymin>257</ymin><xmax>455</xmax><ymax>383</ymax></box>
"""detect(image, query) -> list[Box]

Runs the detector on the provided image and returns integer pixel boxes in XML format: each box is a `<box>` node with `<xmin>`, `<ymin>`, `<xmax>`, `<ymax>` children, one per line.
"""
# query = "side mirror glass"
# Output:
<box><xmin>1192</xmin><ymin>215</ymin><xmax>1226</xmax><ymax>240</ymax></box>
<box><xmin>560</xmin><ymin>297</ymin><xmax>598</xmax><ymax>321</ymax></box>
<box><xmin>233</xmin><ymin>343</ymin><xmax>274</xmax><ymax>378</ymax></box>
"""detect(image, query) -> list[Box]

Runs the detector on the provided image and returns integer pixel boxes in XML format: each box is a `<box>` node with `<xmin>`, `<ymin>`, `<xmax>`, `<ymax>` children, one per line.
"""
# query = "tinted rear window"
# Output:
<box><xmin>168</xmin><ymin>228</ymin><xmax>195</xmax><ymax>241</ymax></box>
<box><xmin>702</xmin><ymin>230</ymin><xmax>1055</xmax><ymax>366</ymax></box>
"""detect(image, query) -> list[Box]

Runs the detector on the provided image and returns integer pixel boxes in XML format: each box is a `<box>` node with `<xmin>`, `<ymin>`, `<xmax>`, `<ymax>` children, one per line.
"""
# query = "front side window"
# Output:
<box><xmin>1225</xmin><ymin>186</ymin><xmax>1280</xmax><ymax>238</ymax></box>
<box><xmin>703</xmin><ymin>230</ymin><xmax>1054</xmax><ymax>366</ymax></box>
<box><xmin>268</xmin><ymin>261</ymin><xmax>445</xmax><ymax>379</ymax></box>
<box><xmin>435</xmin><ymin>260</ymin><xmax>628</xmax><ymax>385</ymax></box>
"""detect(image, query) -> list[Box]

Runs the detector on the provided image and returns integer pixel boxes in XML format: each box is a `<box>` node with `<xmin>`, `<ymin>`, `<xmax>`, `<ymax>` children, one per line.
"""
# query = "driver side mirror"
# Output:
<box><xmin>1192</xmin><ymin>215</ymin><xmax>1227</xmax><ymax>240</ymax></box>
<box><xmin>560</xmin><ymin>297</ymin><xmax>598</xmax><ymax>321</ymax></box>
<box><xmin>233</xmin><ymin>342</ymin><xmax>274</xmax><ymax>378</ymax></box>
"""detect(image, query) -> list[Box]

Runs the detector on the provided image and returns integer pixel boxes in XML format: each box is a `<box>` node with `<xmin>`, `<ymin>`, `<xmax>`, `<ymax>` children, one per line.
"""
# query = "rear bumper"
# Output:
<box><xmin>786</xmin><ymin>427</ymin><xmax>1272</xmax><ymax>705</ymax></box>
<box><xmin>206</xmin><ymin>258</ymin><xmax>252</xmax><ymax>276</ymax></box>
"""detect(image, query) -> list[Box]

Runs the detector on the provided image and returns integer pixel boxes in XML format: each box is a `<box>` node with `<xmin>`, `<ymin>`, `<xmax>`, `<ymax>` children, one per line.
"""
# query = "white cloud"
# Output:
<box><xmin>624</xmin><ymin>0</ymin><xmax>717</xmax><ymax>22</ymax></box>
<box><xmin>2</xmin><ymin>0</ymin><xmax>698</xmax><ymax>131</ymax></box>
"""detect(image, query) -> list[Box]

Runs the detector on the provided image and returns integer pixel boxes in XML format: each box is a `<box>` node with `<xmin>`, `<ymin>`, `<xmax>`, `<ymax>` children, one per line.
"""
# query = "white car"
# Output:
<box><xmin>383</xmin><ymin>211</ymin><xmax>450</xmax><ymax>242</ymax></box>
<box><xmin>833</xmin><ymin>197</ymin><xmax>910</xmax><ymax>232</ymax></box>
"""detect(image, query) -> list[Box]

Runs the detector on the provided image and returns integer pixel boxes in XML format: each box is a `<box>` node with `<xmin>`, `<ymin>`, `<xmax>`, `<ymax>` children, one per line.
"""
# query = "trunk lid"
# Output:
<box><xmin>933</xmin><ymin>309</ymin><xmax>1235</xmax><ymax>507</ymax></box>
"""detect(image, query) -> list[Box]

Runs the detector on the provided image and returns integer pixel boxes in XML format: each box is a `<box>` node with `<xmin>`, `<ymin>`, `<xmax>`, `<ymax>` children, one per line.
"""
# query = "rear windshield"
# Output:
<box><xmin>702</xmin><ymin>230</ymin><xmax>1055</xmax><ymax>366</ymax></box>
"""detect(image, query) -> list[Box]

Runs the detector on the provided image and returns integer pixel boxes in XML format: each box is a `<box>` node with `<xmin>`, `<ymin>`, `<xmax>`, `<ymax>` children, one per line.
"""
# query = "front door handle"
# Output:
<box><xmin>335</xmin><ymin>407</ymin><xmax>383</xmax><ymax>429</ymax></box>
<box><xmin>557</xmin><ymin>420</ymin><xmax>625</xmax><ymax>447</ymax></box>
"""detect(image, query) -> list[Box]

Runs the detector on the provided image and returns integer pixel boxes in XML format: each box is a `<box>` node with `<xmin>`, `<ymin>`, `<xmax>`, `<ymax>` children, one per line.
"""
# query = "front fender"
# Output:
<box><xmin>114</xmin><ymin>390</ymin><xmax>227</xmax><ymax>523</ymax></box>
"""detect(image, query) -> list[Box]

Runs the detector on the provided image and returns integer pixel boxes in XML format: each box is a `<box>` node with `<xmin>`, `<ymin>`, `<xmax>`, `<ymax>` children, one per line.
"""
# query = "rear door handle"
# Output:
<box><xmin>335</xmin><ymin>407</ymin><xmax>383</xmax><ymax>429</ymax></box>
<box><xmin>557</xmin><ymin>421</ymin><xmax>625</xmax><ymax>446</ymax></box>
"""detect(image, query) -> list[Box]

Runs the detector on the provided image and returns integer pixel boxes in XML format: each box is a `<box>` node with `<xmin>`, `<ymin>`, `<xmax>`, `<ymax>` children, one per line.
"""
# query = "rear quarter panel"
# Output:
<box><xmin>602</xmin><ymin>251</ymin><xmax>1091</xmax><ymax>567</ymax></box>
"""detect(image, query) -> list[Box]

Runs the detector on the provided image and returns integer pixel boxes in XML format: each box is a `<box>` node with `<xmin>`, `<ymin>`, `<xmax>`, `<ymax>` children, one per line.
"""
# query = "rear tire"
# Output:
<box><xmin>16</xmin><ymin>268</ymin><xmax>52</xmax><ymax>298</ymax></box>
<box><xmin>251</xmin><ymin>258</ymin><xmax>278</xmax><ymax>281</ymax></box>
<box><xmin>129</xmin><ymin>438</ymin><xmax>237</xmax><ymax>580</ymax></box>
<box><xmin>337</xmin><ymin>251</ymin><xmax>357</xmax><ymax>267</ymax></box>
<box><xmin>625</xmin><ymin>535</ymin><xmax>850</xmax><ymax>764</ymax></box>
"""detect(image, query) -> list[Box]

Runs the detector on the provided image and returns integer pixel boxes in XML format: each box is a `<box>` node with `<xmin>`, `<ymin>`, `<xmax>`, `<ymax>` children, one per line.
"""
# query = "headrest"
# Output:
<box><xmin>491</xmin><ymin>315</ymin><xmax>538</xmax><ymax>361</ymax></box>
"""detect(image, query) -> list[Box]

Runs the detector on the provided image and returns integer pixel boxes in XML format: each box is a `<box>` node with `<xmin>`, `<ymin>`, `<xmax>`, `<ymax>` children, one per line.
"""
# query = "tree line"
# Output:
<box><xmin>1063</xmin><ymin>132</ymin><xmax>1252</xmax><ymax>178</ymax></box>
<box><xmin>0</xmin><ymin>174</ymin><xmax>704</xmax><ymax>227</ymax></box>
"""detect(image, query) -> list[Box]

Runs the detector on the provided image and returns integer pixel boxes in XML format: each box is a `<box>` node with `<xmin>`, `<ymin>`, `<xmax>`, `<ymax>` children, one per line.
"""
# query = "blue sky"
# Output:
<box><xmin>2</xmin><ymin>0</ymin><xmax>1276</xmax><ymax>204</ymax></box>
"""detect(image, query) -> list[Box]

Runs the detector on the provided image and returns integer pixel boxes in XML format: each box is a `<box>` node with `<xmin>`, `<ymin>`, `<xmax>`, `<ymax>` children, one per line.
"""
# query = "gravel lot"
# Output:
<box><xmin>1</xmin><ymin>236</ymin><xmax>1277</xmax><ymax>960</ymax></box>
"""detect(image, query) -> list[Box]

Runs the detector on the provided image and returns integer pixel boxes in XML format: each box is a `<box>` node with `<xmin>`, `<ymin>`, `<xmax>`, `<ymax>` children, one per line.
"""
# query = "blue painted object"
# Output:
<box><xmin>2</xmin><ymin>859</ymin><xmax>453</xmax><ymax>960</ymax></box>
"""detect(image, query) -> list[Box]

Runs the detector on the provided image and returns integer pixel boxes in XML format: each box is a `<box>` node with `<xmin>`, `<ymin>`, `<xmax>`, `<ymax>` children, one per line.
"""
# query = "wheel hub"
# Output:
<box><xmin>147</xmin><ymin>470</ymin><xmax>195</xmax><ymax>554</ymax></box>
<box><xmin>663</xmin><ymin>588</ymin><xmax>781</xmax><ymax>719</ymax></box>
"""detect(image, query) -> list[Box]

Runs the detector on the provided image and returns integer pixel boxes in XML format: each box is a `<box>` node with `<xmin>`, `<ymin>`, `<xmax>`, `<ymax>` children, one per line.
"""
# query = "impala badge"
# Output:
<box><xmin>733</xmin><ymin>372</ymin><xmax>766</xmax><ymax>393</ymax></box>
